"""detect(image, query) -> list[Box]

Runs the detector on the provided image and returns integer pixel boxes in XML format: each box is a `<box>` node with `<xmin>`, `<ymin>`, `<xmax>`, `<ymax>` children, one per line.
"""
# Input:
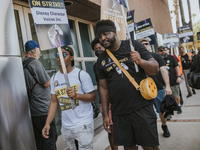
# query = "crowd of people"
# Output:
<box><xmin>23</xmin><ymin>19</ymin><xmax>200</xmax><ymax>150</ymax></box>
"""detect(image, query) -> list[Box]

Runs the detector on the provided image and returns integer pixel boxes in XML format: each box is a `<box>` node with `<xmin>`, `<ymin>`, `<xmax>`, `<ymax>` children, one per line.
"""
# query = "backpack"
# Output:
<box><xmin>78</xmin><ymin>70</ymin><xmax>99</xmax><ymax>119</ymax></box>
<box><xmin>23</xmin><ymin>57</ymin><xmax>37</xmax><ymax>100</ymax></box>
<box><xmin>187</xmin><ymin>53</ymin><xmax>200</xmax><ymax>89</ymax></box>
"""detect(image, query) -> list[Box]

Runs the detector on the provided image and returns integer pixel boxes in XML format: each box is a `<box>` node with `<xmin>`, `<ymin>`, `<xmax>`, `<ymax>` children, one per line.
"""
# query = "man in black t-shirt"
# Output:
<box><xmin>158</xmin><ymin>47</ymin><xmax>182</xmax><ymax>114</ymax></box>
<box><xmin>91</xmin><ymin>38</ymin><xmax>118</xmax><ymax>150</ymax></box>
<box><xmin>179</xmin><ymin>46</ymin><xmax>196</xmax><ymax>97</ymax></box>
<box><xmin>139</xmin><ymin>38</ymin><xmax>172</xmax><ymax>138</ymax></box>
<box><xmin>96</xmin><ymin>20</ymin><xmax>159</xmax><ymax>150</ymax></box>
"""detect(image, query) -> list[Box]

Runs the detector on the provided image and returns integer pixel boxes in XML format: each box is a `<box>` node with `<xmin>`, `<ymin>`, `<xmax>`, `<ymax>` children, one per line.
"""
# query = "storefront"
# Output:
<box><xmin>13</xmin><ymin>0</ymin><xmax>102</xmax><ymax>118</ymax></box>
<box><xmin>13</xmin><ymin>1</ymin><xmax>102</xmax><ymax>148</ymax></box>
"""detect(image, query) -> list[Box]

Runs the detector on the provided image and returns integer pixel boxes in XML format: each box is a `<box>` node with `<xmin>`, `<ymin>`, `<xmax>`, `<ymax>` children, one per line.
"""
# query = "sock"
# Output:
<box><xmin>178</xmin><ymin>104</ymin><xmax>181</xmax><ymax>106</ymax></box>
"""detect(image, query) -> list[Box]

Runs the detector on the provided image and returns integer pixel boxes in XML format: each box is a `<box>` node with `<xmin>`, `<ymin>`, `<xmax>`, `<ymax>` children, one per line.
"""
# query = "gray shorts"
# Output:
<box><xmin>61</xmin><ymin>122</ymin><xmax>94</xmax><ymax>150</ymax></box>
<box><xmin>170</xmin><ymin>85</ymin><xmax>180</xmax><ymax>99</ymax></box>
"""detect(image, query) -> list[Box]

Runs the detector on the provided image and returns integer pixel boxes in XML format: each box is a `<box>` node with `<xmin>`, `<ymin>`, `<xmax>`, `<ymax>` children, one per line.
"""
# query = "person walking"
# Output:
<box><xmin>96</xmin><ymin>20</ymin><xmax>159</xmax><ymax>150</ymax></box>
<box><xmin>178</xmin><ymin>46</ymin><xmax>196</xmax><ymax>97</ymax></box>
<box><xmin>157</xmin><ymin>46</ymin><xmax>182</xmax><ymax>114</ymax></box>
<box><xmin>91</xmin><ymin>37</ymin><xmax>118</xmax><ymax>150</ymax></box>
<box><xmin>23</xmin><ymin>40</ymin><xmax>57</xmax><ymax>150</ymax></box>
<box><xmin>42</xmin><ymin>46</ymin><xmax>96</xmax><ymax>150</ymax></box>
<box><xmin>139</xmin><ymin>38</ymin><xmax>172</xmax><ymax>138</ymax></box>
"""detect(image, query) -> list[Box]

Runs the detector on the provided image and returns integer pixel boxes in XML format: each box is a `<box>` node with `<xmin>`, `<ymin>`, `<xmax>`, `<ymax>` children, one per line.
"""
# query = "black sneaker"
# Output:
<box><xmin>166</xmin><ymin>115</ymin><xmax>172</xmax><ymax>121</ymax></box>
<box><xmin>186</xmin><ymin>93</ymin><xmax>192</xmax><ymax>98</ymax></box>
<box><xmin>177</xmin><ymin>106</ymin><xmax>182</xmax><ymax>114</ymax></box>
<box><xmin>161</xmin><ymin>125</ymin><xmax>170</xmax><ymax>137</ymax></box>
<box><xmin>180</xmin><ymin>99</ymin><xmax>184</xmax><ymax>105</ymax></box>
<box><xmin>192</xmin><ymin>89</ymin><xmax>196</xmax><ymax>94</ymax></box>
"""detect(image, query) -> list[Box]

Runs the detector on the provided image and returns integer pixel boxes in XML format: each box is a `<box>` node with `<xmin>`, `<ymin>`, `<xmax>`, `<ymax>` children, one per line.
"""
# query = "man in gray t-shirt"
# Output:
<box><xmin>23</xmin><ymin>40</ymin><xmax>57</xmax><ymax>150</ymax></box>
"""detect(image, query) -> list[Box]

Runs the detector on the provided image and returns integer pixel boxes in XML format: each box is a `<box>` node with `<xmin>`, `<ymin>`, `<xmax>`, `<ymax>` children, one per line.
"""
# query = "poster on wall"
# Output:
<box><xmin>163</xmin><ymin>33</ymin><xmax>179</xmax><ymax>48</ymax></box>
<box><xmin>178</xmin><ymin>25</ymin><xmax>193</xmax><ymax>44</ymax></box>
<box><xmin>127</xmin><ymin>10</ymin><xmax>135</xmax><ymax>40</ymax></box>
<box><xmin>28</xmin><ymin>0</ymin><xmax>73</xmax><ymax>50</ymax></box>
<box><xmin>101</xmin><ymin>0</ymin><xmax>127</xmax><ymax>40</ymax></box>
<box><xmin>135</xmin><ymin>18</ymin><xmax>157</xmax><ymax>45</ymax></box>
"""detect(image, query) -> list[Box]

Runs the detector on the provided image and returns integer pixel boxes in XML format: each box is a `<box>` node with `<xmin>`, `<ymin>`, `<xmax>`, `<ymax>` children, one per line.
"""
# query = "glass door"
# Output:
<box><xmin>23</xmin><ymin>7</ymin><xmax>57</xmax><ymax>77</ymax></box>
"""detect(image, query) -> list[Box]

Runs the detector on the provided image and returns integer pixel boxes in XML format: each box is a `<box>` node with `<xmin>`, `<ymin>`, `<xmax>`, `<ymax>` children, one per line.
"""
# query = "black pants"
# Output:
<box><xmin>31</xmin><ymin>115</ymin><xmax>57</xmax><ymax>150</ymax></box>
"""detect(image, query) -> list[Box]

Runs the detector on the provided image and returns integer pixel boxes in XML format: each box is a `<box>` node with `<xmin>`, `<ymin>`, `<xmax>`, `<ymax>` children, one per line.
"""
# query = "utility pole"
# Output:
<box><xmin>179</xmin><ymin>0</ymin><xmax>185</xmax><ymax>26</ymax></box>
<box><xmin>174</xmin><ymin>0</ymin><xmax>179</xmax><ymax>32</ymax></box>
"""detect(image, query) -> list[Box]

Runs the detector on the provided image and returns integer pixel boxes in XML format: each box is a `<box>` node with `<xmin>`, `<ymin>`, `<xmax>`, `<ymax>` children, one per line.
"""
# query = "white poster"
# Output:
<box><xmin>29</xmin><ymin>0</ymin><xmax>73</xmax><ymax>50</ymax></box>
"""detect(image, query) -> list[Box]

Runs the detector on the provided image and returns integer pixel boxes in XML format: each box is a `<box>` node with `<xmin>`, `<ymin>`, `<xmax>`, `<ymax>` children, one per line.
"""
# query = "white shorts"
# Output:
<box><xmin>61</xmin><ymin>122</ymin><xmax>94</xmax><ymax>150</ymax></box>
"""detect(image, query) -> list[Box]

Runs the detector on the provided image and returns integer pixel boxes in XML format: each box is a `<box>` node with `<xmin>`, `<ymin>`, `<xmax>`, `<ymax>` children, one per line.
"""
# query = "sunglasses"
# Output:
<box><xmin>54</xmin><ymin>52</ymin><xmax>68</xmax><ymax>58</ymax></box>
<box><xmin>159</xmin><ymin>50</ymin><xmax>164</xmax><ymax>52</ymax></box>
<box><xmin>143</xmin><ymin>43</ymin><xmax>149</xmax><ymax>46</ymax></box>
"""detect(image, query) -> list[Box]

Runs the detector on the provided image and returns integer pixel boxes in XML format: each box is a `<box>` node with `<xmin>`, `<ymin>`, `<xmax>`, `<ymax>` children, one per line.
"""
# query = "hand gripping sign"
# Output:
<box><xmin>29</xmin><ymin>0</ymin><xmax>76</xmax><ymax>109</ymax></box>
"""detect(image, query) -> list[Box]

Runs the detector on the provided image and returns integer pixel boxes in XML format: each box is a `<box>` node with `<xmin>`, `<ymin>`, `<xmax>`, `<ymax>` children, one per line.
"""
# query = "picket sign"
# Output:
<box><xmin>119</xmin><ymin>1</ymin><xmax>139</xmax><ymax>72</ymax></box>
<box><xmin>57</xmin><ymin>46</ymin><xmax>76</xmax><ymax>109</ymax></box>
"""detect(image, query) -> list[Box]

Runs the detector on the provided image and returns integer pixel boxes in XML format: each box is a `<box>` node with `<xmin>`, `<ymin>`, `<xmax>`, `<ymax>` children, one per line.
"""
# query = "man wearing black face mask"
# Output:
<box><xmin>157</xmin><ymin>46</ymin><xmax>182</xmax><ymax>114</ymax></box>
<box><xmin>91</xmin><ymin>37</ymin><xmax>118</xmax><ymax>150</ymax></box>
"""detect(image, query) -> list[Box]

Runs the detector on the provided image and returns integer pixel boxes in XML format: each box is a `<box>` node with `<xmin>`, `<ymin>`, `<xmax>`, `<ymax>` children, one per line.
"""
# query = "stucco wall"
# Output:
<box><xmin>91</xmin><ymin>0</ymin><xmax>173</xmax><ymax>34</ymax></box>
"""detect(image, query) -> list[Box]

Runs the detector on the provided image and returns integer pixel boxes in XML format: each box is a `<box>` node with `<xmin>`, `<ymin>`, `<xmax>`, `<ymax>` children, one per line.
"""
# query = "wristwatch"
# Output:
<box><xmin>178</xmin><ymin>76</ymin><xmax>181</xmax><ymax>78</ymax></box>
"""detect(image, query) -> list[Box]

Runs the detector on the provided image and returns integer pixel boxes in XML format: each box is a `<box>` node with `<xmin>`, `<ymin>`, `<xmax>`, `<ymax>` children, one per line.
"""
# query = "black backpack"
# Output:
<box><xmin>78</xmin><ymin>70</ymin><xmax>99</xmax><ymax>119</ymax></box>
<box><xmin>23</xmin><ymin>57</ymin><xmax>37</xmax><ymax>100</ymax></box>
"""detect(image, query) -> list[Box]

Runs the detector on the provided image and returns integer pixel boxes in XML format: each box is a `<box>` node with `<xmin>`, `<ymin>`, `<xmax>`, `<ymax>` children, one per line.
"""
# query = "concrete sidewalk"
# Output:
<box><xmin>93</xmin><ymin>81</ymin><xmax>200</xmax><ymax>150</ymax></box>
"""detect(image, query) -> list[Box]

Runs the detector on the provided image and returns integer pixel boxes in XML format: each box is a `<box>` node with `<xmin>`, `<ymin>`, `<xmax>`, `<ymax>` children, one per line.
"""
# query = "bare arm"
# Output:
<box><xmin>175</xmin><ymin>66</ymin><xmax>182</xmax><ymax>83</ymax></box>
<box><xmin>160</xmin><ymin>66</ymin><xmax>172</xmax><ymax>95</ymax></box>
<box><xmin>44</xmin><ymin>80</ymin><xmax>50</xmax><ymax>88</ymax></box>
<box><xmin>130</xmin><ymin>51</ymin><xmax>159</xmax><ymax>75</ymax></box>
<box><xmin>99</xmin><ymin>78</ymin><xmax>111</xmax><ymax>133</ymax></box>
<box><xmin>42</xmin><ymin>94</ymin><xmax>59</xmax><ymax>138</ymax></box>
<box><xmin>66</xmin><ymin>89</ymin><xmax>96</xmax><ymax>102</ymax></box>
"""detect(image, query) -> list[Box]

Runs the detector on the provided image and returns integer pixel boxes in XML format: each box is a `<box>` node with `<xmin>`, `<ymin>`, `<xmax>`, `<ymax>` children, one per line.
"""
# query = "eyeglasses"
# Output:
<box><xmin>54</xmin><ymin>52</ymin><xmax>68</xmax><ymax>58</ymax></box>
<box><xmin>142</xmin><ymin>43</ymin><xmax>149</xmax><ymax>46</ymax></box>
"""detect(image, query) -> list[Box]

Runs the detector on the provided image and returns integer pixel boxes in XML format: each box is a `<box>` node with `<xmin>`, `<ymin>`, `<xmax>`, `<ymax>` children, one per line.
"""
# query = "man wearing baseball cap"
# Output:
<box><xmin>96</xmin><ymin>20</ymin><xmax>159</xmax><ymax>150</ymax></box>
<box><xmin>23</xmin><ymin>40</ymin><xmax>57</xmax><ymax>150</ymax></box>
<box><xmin>42</xmin><ymin>45</ymin><xmax>96</xmax><ymax>150</ymax></box>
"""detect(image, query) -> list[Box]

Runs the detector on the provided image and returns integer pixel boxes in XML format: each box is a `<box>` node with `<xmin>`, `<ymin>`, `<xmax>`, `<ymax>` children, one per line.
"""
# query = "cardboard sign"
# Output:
<box><xmin>127</xmin><ymin>10</ymin><xmax>135</xmax><ymax>40</ymax></box>
<box><xmin>101</xmin><ymin>0</ymin><xmax>127</xmax><ymax>40</ymax></box>
<box><xmin>163</xmin><ymin>33</ymin><xmax>179</xmax><ymax>48</ymax></box>
<box><xmin>178</xmin><ymin>24</ymin><xmax>194</xmax><ymax>44</ymax></box>
<box><xmin>28</xmin><ymin>0</ymin><xmax>73</xmax><ymax>50</ymax></box>
<box><xmin>135</xmin><ymin>18</ymin><xmax>157</xmax><ymax>45</ymax></box>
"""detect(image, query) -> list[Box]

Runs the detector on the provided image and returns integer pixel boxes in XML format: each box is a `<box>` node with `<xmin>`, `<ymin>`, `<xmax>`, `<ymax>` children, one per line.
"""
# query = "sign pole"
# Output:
<box><xmin>57</xmin><ymin>47</ymin><xmax>76</xmax><ymax>109</ymax></box>
<box><xmin>119</xmin><ymin>1</ymin><xmax>139</xmax><ymax>72</ymax></box>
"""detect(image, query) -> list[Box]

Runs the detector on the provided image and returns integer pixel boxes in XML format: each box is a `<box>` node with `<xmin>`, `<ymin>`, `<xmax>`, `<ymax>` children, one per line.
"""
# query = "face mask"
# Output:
<box><xmin>95</xmin><ymin>50</ymin><xmax>104</xmax><ymax>57</ymax></box>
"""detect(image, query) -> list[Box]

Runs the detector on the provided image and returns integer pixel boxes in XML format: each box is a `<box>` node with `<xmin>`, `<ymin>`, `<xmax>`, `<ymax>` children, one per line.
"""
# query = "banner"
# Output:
<box><xmin>163</xmin><ymin>33</ymin><xmax>179</xmax><ymax>48</ymax></box>
<box><xmin>127</xmin><ymin>10</ymin><xmax>134</xmax><ymax>40</ymax></box>
<box><xmin>178</xmin><ymin>24</ymin><xmax>194</xmax><ymax>44</ymax></box>
<box><xmin>135</xmin><ymin>18</ymin><xmax>157</xmax><ymax>45</ymax></box>
<box><xmin>28</xmin><ymin>0</ymin><xmax>73</xmax><ymax>50</ymax></box>
<box><xmin>101</xmin><ymin>0</ymin><xmax>126</xmax><ymax>40</ymax></box>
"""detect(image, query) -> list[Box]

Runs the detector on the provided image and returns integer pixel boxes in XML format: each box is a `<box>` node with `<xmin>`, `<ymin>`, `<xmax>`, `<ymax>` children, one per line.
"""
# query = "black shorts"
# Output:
<box><xmin>112</xmin><ymin>104</ymin><xmax>159</xmax><ymax>147</ymax></box>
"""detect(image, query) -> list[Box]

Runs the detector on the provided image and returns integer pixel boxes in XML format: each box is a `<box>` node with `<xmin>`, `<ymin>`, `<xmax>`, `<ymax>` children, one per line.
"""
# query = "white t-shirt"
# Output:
<box><xmin>50</xmin><ymin>67</ymin><xmax>94</xmax><ymax>129</ymax></box>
